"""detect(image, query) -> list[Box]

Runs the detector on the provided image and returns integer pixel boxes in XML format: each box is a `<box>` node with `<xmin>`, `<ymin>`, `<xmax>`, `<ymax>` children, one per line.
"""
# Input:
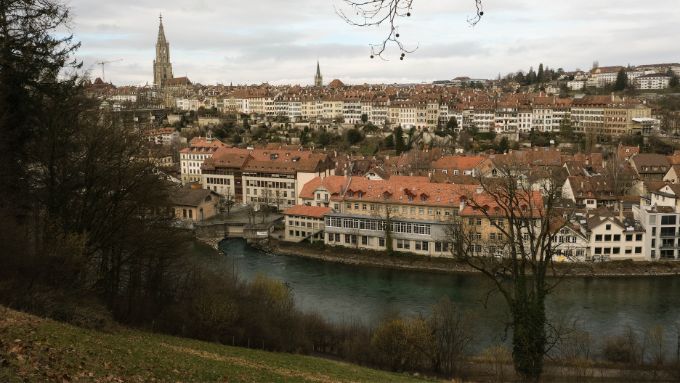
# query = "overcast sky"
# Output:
<box><xmin>65</xmin><ymin>0</ymin><xmax>680</xmax><ymax>86</ymax></box>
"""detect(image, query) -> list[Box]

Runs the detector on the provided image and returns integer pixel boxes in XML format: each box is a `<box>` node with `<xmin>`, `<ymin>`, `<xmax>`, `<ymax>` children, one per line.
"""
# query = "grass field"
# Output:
<box><xmin>0</xmin><ymin>306</ymin><xmax>433</xmax><ymax>383</ymax></box>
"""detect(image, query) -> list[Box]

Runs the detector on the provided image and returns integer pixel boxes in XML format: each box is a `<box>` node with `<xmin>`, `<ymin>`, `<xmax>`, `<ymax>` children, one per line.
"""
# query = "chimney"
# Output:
<box><xmin>619</xmin><ymin>200</ymin><xmax>625</xmax><ymax>220</ymax></box>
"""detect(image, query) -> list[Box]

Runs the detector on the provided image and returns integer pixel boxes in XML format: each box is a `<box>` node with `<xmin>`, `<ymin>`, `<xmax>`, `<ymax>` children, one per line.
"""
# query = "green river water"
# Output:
<box><xmin>195</xmin><ymin>239</ymin><xmax>680</xmax><ymax>351</ymax></box>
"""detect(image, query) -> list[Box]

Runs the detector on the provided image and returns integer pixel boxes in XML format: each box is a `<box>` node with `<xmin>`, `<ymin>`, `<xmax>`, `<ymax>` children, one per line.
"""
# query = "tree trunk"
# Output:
<box><xmin>512</xmin><ymin>296</ymin><xmax>546</xmax><ymax>382</ymax></box>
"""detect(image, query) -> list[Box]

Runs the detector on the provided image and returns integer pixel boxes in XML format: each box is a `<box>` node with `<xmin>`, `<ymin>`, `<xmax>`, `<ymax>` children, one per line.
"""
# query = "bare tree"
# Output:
<box><xmin>448</xmin><ymin>161</ymin><xmax>575</xmax><ymax>381</ymax></box>
<box><xmin>428</xmin><ymin>297</ymin><xmax>473</xmax><ymax>376</ymax></box>
<box><xmin>336</xmin><ymin>0</ymin><xmax>484</xmax><ymax>59</ymax></box>
<box><xmin>221</xmin><ymin>187</ymin><xmax>236</xmax><ymax>216</ymax></box>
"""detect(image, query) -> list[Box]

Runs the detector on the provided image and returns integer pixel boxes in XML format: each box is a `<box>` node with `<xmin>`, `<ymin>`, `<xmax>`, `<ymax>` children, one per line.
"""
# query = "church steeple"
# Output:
<box><xmin>314</xmin><ymin>60</ymin><xmax>323</xmax><ymax>87</ymax></box>
<box><xmin>157</xmin><ymin>14</ymin><xmax>167</xmax><ymax>44</ymax></box>
<box><xmin>153</xmin><ymin>14</ymin><xmax>173</xmax><ymax>87</ymax></box>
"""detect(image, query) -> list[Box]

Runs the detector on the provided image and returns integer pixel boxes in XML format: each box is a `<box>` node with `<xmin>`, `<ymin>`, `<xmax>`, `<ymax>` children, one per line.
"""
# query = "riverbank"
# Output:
<box><xmin>271</xmin><ymin>240</ymin><xmax>680</xmax><ymax>278</ymax></box>
<box><xmin>196</xmin><ymin>236</ymin><xmax>680</xmax><ymax>277</ymax></box>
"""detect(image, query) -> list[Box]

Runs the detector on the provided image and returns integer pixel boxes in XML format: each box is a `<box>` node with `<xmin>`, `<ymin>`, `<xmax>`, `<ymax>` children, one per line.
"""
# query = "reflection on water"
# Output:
<box><xmin>197</xmin><ymin>239</ymin><xmax>680</xmax><ymax>350</ymax></box>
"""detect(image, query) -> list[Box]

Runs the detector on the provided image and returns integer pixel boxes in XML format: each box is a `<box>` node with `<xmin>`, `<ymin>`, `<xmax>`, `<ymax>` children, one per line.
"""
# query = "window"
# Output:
<box><xmin>662</xmin><ymin>215</ymin><xmax>677</xmax><ymax>225</ymax></box>
<box><xmin>613</xmin><ymin>235</ymin><xmax>621</xmax><ymax>241</ymax></box>
<box><xmin>605</xmin><ymin>224</ymin><xmax>611</xmax><ymax>230</ymax></box>
<box><xmin>595</xmin><ymin>247</ymin><xmax>602</xmax><ymax>255</ymax></box>
<box><xmin>635</xmin><ymin>247</ymin><xmax>642</xmax><ymax>254</ymax></box>
<box><xmin>612</xmin><ymin>247</ymin><xmax>620</xmax><ymax>254</ymax></box>
<box><xmin>604</xmin><ymin>235</ymin><xmax>612</xmax><ymax>241</ymax></box>
<box><xmin>362</xmin><ymin>236</ymin><xmax>368</xmax><ymax>245</ymax></box>
<box><xmin>626</xmin><ymin>234</ymin><xmax>633</xmax><ymax>241</ymax></box>
<box><xmin>379</xmin><ymin>237</ymin><xmax>385</xmax><ymax>247</ymax></box>
<box><xmin>595</xmin><ymin>234</ymin><xmax>603</xmax><ymax>241</ymax></box>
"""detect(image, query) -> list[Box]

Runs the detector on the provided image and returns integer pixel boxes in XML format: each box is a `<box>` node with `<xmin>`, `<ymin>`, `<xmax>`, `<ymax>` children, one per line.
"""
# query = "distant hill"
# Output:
<box><xmin>0</xmin><ymin>306</ymin><xmax>432</xmax><ymax>383</ymax></box>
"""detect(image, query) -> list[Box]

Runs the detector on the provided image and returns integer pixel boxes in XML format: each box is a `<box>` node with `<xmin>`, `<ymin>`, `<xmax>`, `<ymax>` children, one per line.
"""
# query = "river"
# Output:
<box><xmin>196</xmin><ymin>239</ymin><xmax>680</xmax><ymax>351</ymax></box>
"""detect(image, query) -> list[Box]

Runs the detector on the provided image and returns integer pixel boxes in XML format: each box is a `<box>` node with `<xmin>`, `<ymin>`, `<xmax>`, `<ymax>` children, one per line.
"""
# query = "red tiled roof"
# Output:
<box><xmin>283</xmin><ymin>205</ymin><xmax>332</xmax><ymax>218</ymax></box>
<box><xmin>343</xmin><ymin>177</ymin><xmax>477</xmax><ymax>207</ymax></box>
<box><xmin>431</xmin><ymin>155</ymin><xmax>486</xmax><ymax>171</ymax></box>
<box><xmin>460</xmin><ymin>190</ymin><xmax>544</xmax><ymax>218</ymax></box>
<box><xmin>299</xmin><ymin>176</ymin><xmax>347</xmax><ymax>200</ymax></box>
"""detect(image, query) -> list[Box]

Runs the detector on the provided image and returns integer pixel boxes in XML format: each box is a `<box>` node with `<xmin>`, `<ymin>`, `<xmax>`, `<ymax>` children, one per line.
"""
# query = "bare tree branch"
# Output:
<box><xmin>336</xmin><ymin>0</ymin><xmax>484</xmax><ymax>59</ymax></box>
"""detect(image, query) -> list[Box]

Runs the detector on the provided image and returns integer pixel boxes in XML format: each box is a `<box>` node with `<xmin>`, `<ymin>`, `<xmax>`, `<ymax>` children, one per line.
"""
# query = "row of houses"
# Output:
<box><xmin>567</xmin><ymin>63</ymin><xmax>680</xmax><ymax>90</ymax></box>
<box><xmin>171</xmin><ymin>93</ymin><xmax>653</xmax><ymax>136</ymax></box>
<box><xmin>179</xmin><ymin>137</ymin><xmax>335</xmax><ymax>210</ymax></box>
<box><xmin>282</xmin><ymin>173</ymin><xmax>680</xmax><ymax>262</ymax></box>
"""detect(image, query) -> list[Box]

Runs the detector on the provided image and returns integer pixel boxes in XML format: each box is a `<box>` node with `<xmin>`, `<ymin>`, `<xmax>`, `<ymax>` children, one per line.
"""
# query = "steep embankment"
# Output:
<box><xmin>0</xmin><ymin>306</ymin><xmax>432</xmax><ymax>383</ymax></box>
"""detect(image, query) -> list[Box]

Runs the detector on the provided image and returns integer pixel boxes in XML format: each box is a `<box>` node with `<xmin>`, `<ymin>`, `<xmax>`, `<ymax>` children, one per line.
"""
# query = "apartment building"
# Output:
<box><xmin>323</xmin><ymin>177</ymin><xmax>476</xmax><ymax>256</ymax></box>
<box><xmin>179</xmin><ymin>137</ymin><xmax>227</xmax><ymax>184</ymax></box>
<box><xmin>590</xmin><ymin>66</ymin><xmax>624</xmax><ymax>87</ymax></box>
<box><xmin>586</xmin><ymin>214</ymin><xmax>645</xmax><ymax>261</ymax></box>
<box><xmin>145</xmin><ymin>127</ymin><xmax>179</xmax><ymax>145</ymax></box>
<box><xmin>199</xmin><ymin>146</ymin><xmax>335</xmax><ymax>210</ymax></box>
<box><xmin>283</xmin><ymin>205</ymin><xmax>332</xmax><ymax>243</ymax></box>
<box><xmin>635</xmin><ymin>74</ymin><xmax>671</xmax><ymax>90</ymax></box>
<box><xmin>571</xmin><ymin>95</ymin><xmax>651</xmax><ymax>136</ymax></box>
<box><xmin>634</xmin><ymin>184</ymin><xmax>680</xmax><ymax>260</ymax></box>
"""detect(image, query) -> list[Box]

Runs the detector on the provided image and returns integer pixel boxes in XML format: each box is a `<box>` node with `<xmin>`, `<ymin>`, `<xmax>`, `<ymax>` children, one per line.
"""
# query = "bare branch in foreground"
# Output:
<box><xmin>336</xmin><ymin>0</ymin><xmax>484</xmax><ymax>59</ymax></box>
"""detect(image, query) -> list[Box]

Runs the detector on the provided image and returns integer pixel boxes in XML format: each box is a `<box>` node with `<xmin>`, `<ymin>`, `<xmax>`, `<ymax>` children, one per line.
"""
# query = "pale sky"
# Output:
<box><xmin>65</xmin><ymin>0</ymin><xmax>680</xmax><ymax>86</ymax></box>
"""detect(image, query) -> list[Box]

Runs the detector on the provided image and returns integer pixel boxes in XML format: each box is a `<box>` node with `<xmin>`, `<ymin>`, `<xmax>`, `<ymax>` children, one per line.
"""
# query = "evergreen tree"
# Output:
<box><xmin>614</xmin><ymin>68</ymin><xmax>628</xmax><ymax>91</ymax></box>
<box><xmin>384</xmin><ymin>134</ymin><xmax>395</xmax><ymax>149</ymax></box>
<box><xmin>446</xmin><ymin>117</ymin><xmax>458</xmax><ymax>133</ymax></box>
<box><xmin>669</xmin><ymin>70</ymin><xmax>680</xmax><ymax>88</ymax></box>
<box><xmin>526</xmin><ymin>67</ymin><xmax>537</xmax><ymax>85</ymax></box>
<box><xmin>497</xmin><ymin>137</ymin><xmax>509</xmax><ymax>153</ymax></box>
<box><xmin>537</xmin><ymin>63</ymin><xmax>544</xmax><ymax>83</ymax></box>
<box><xmin>394</xmin><ymin>126</ymin><xmax>406</xmax><ymax>154</ymax></box>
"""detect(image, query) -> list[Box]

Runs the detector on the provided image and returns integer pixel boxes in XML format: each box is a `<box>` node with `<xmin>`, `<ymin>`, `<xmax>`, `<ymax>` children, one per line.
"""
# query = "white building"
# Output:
<box><xmin>635</xmin><ymin>74</ymin><xmax>671</xmax><ymax>90</ymax></box>
<box><xmin>179</xmin><ymin>137</ymin><xmax>227</xmax><ymax>184</ymax></box>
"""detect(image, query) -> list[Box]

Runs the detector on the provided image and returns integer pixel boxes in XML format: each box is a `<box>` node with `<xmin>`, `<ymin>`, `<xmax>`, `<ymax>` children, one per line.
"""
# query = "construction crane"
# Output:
<box><xmin>95</xmin><ymin>58</ymin><xmax>123</xmax><ymax>82</ymax></box>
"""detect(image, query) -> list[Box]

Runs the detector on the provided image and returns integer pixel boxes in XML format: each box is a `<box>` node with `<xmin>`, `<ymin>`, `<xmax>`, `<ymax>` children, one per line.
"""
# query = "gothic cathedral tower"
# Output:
<box><xmin>314</xmin><ymin>61</ymin><xmax>323</xmax><ymax>87</ymax></box>
<box><xmin>153</xmin><ymin>15</ymin><xmax>174</xmax><ymax>87</ymax></box>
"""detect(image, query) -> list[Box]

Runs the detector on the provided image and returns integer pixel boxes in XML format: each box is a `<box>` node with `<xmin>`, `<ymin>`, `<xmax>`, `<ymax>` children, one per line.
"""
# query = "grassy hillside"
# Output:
<box><xmin>0</xmin><ymin>306</ymin><xmax>433</xmax><ymax>383</ymax></box>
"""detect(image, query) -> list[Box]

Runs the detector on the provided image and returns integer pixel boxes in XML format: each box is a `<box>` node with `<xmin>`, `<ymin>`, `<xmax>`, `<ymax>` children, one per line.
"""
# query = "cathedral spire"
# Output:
<box><xmin>157</xmin><ymin>13</ymin><xmax>167</xmax><ymax>44</ymax></box>
<box><xmin>153</xmin><ymin>14</ymin><xmax>173</xmax><ymax>87</ymax></box>
<box><xmin>314</xmin><ymin>60</ymin><xmax>323</xmax><ymax>87</ymax></box>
